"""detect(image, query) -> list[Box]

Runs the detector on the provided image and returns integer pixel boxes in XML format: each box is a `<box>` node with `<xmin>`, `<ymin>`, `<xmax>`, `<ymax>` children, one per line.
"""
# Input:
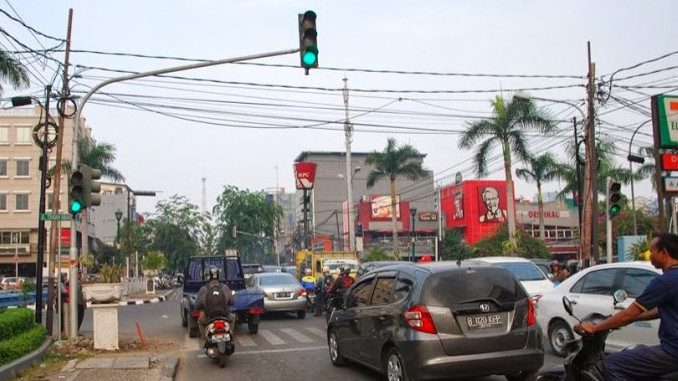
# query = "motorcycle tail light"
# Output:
<box><xmin>191</xmin><ymin>310</ymin><xmax>200</xmax><ymax>318</ymax></box>
<box><xmin>404</xmin><ymin>305</ymin><xmax>437</xmax><ymax>334</ymax></box>
<box><xmin>214</xmin><ymin>321</ymin><xmax>226</xmax><ymax>329</ymax></box>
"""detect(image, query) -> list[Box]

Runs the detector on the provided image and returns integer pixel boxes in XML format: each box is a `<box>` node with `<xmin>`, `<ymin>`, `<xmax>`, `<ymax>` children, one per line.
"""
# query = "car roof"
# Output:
<box><xmin>469</xmin><ymin>256</ymin><xmax>534</xmax><ymax>263</ymax></box>
<box><xmin>584</xmin><ymin>261</ymin><xmax>658</xmax><ymax>270</ymax></box>
<box><xmin>253</xmin><ymin>272</ymin><xmax>294</xmax><ymax>278</ymax></box>
<box><xmin>364</xmin><ymin>260</ymin><xmax>493</xmax><ymax>276</ymax></box>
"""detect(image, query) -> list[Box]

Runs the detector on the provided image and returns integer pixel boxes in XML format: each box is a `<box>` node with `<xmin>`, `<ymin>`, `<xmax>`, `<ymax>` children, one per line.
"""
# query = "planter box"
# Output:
<box><xmin>82</xmin><ymin>283</ymin><xmax>124</xmax><ymax>304</ymax></box>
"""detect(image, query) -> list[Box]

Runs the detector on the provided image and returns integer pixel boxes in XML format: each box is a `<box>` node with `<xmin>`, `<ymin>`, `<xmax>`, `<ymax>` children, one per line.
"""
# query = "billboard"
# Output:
<box><xmin>478</xmin><ymin>185</ymin><xmax>508</xmax><ymax>223</ymax></box>
<box><xmin>370</xmin><ymin>195</ymin><xmax>400</xmax><ymax>219</ymax></box>
<box><xmin>293</xmin><ymin>162</ymin><xmax>317</xmax><ymax>190</ymax></box>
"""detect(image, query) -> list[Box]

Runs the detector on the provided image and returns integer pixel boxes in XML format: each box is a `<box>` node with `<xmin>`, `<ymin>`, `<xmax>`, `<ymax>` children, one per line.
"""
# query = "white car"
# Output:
<box><xmin>536</xmin><ymin>261</ymin><xmax>661</xmax><ymax>356</ymax></box>
<box><xmin>469</xmin><ymin>256</ymin><xmax>555</xmax><ymax>296</ymax></box>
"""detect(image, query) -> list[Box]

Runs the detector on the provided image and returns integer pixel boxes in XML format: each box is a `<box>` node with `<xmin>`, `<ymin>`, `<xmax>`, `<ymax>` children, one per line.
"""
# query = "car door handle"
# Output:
<box><xmin>378</xmin><ymin>316</ymin><xmax>387</xmax><ymax>321</ymax></box>
<box><xmin>569</xmin><ymin>300</ymin><xmax>577</xmax><ymax>305</ymax></box>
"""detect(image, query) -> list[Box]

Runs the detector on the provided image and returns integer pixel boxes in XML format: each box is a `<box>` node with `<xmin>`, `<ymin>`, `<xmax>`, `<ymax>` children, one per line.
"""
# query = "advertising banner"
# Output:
<box><xmin>654</xmin><ymin>94</ymin><xmax>678</xmax><ymax>149</ymax></box>
<box><xmin>478</xmin><ymin>184</ymin><xmax>508</xmax><ymax>223</ymax></box>
<box><xmin>293</xmin><ymin>162</ymin><xmax>317</xmax><ymax>190</ymax></box>
<box><xmin>370</xmin><ymin>195</ymin><xmax>400</xmax><ymax>219</ymax></box>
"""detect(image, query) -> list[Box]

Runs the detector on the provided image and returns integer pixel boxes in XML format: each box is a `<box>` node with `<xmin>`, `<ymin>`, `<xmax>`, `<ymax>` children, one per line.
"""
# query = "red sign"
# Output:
<box><xmin>293</xmin><ymin>162</ymin><xmax>317</xmax><ymax>190</ymax></box>
<box><xmin>662</xmin><ymin>154</ymin><xmax>678</xmax><ymax>171</ymax></box>
<box><xmin>60</xmin><ymin>228</ymin><xmax>71</xmax><ymax>246</ymax></box>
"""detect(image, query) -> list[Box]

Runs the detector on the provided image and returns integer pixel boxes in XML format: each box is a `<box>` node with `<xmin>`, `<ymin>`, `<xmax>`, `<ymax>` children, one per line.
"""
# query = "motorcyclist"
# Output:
<box><xmin>576</xmin><ymin>233</ymin><xmax>678</xmax><ymax>379</ymax></box>
<box><xmin>314</xmin><ymin>266</ymin><xmax>333</xmax><ymax>316</ymax></box>
<box><xmin>326</xmin><ymin>265</ymin><xmax>355</xmax><ymax>300</ymax></box>
<box><xmin>195</xmin><ymin>266</ymin><xmax>235</xmax><ymax>342</ymax></box>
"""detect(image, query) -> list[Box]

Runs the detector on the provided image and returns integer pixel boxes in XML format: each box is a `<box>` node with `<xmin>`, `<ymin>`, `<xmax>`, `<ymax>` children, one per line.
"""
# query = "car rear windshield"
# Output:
<box><xmin>420</xmin><ymin>268</ymin><xmax>527</xmax><ymax>307</ymax></box>
<box><xmin>494</xmin><ymin>262</ymin><xmax>547</xmax><ymax>281</ymax></box>
<box><xmin>260</xmin><ymin>275</ymin><xmax>299</xmax><ymax>286</ymax></box>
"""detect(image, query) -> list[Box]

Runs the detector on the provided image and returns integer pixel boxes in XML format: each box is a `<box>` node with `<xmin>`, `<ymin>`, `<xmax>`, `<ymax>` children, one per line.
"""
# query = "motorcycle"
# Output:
<box><xmin>537</xmin><ymin>290</ymin><xmax>678</xmax><ymax>381</ymax></box>
<box><xmin>204</xmin><ymin>317</ymin><xmax>235</xmax><ymax>368</ymax></box>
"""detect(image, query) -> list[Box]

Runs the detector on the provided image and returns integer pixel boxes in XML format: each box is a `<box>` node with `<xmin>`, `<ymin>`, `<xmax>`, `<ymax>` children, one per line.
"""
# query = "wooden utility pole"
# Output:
<box><xmin>46</xmin><ymin>8</ymin><xmax>73</xmax><ymax>336</ymax></box>
<box><xmin>582</xmin><ymin>42</ymin><xmax>598</xmax><ymax>267</ymax></box>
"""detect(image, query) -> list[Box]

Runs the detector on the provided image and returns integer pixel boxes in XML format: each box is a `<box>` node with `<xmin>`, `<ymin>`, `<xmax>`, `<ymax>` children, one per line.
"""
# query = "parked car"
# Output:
<box><xmin>246</xmin><ymin>272</ymin><xmax>308</xmax><ymax>319</ymax></box>
<box><xmin>355</xmin><ymin>260</ymin><xmax>402</xmax><ymax>279</ymax></box>
<box><xmin>242</xmin><ymin>263</ymin><xmax>264</xmax><ymax>279</ymax></box>
<box><xmin>0</xmin><ymin>277</ymin><xmax>26</xmax><ymax>290</ymax></box>
<box><xmin>327</xmin><ymin>261</ymin><xmax>543</xmax><ymax>380</ymax></box>
<box><xmin>530</xmin><ymin>259</ymin><xmax>554</xmax><ymax>279</ymax></box>
<box><xmin>468</xmin><ymin>256</ymin><xmax>555</xmax><ymax>297</ymax></box>
<box><xmin>536</xmin><ymin>261</ymin><xmax>661</xmax><ymax>356</ymax></box>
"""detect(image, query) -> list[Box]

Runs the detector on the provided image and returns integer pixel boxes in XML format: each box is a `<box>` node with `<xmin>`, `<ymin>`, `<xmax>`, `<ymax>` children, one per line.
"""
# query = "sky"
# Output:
<box><xmin>2</xmin><ymin>0</ymin><xmax>677</xmax><ymax>215</ymax></box>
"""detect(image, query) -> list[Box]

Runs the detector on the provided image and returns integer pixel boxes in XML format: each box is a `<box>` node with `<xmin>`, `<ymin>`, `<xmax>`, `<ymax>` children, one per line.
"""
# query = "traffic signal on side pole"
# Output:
<box><xmin>298</xmin><ymin>10</ymin><xmax>318</xmax><ymax>74</ymax></box>
<box><xmin>68</xmin><ymin>168</ymin><xmax>85</xmax><ymax>215</ymax></box>
<box><xmin>79</xmin><ymin>164</ymin><xmax>102</xmax><ymax>208</ymax></box>
<box><xmin>608</xmin><ymin>180</ymin><xmax>622</xmax><ymax>219</ymax></box>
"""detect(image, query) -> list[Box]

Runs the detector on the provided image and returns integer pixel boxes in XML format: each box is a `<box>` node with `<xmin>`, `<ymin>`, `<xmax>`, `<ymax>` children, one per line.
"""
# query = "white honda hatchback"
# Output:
<box><xmin>536</xmin><ymin>261</ymin><xmax>661</xmax><ymax>356</ymax></box>
<box><xmin>469</xmin><ymin>256</ymin><xmax>555</xmax><ymax>296</ymax></box>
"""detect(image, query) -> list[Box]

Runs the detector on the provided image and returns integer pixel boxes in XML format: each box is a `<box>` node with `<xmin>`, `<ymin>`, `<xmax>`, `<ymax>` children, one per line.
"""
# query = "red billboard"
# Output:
<box><xmin>60</xmin><ymin>228</ymin><xmax>71</xmax><ymax>246</ymax></box>
<box><xmin>293</xmin><ymin>162</ymin><xmax>317</xmax><ymax>190</ymax></box>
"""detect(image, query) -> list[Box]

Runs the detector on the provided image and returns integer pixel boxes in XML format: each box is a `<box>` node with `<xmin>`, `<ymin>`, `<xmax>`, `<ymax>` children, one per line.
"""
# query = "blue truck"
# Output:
<box><xmin>180</xmin><ymin>253</ymin><xmax>264</xmax><ymax>336</ymax></box>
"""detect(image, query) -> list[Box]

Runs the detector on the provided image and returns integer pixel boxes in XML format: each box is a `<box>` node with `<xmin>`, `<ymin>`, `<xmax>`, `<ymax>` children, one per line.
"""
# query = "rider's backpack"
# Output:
<box><xmin>205</xmin><ymin>283</ymin><xmax>228</xmax><ymax>319</ymax></box>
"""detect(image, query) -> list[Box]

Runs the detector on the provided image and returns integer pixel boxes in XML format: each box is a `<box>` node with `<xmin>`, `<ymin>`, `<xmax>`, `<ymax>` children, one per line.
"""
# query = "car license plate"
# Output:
<box><xmin>276</xmin><ymin>292</ymin><xmax>290</xmax><ymax>298</ymax></box>
<box><xmin>214</xmin><ymin>333</ymin><xmax>230</xmax><ymax>341</ymax></box>
<box><xmin>466</xmin><ymin>313</ymin><xmax>503</xmax><ymax>330</ymax></box>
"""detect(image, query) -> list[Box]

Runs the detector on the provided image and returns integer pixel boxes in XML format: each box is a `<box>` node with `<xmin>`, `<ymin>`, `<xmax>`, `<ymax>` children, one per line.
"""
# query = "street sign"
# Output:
<box><xmin>663</xmin><ymin>176</ymin><xmax>678</xmax><ymax>193</ymax></box>
<box><xmin>39</xmin><ymin>213</ymin><xmax>71</xmax><ymax>221</ymax></box>
<box><xmin>654</xmin><ymin>94</ymin><xmax>678</xmax><ymax>148</ymax></box>
<box><xmin>662</xmin><ymin>154</ymin><xmax>678</xmax><ymax>171</ymax></box>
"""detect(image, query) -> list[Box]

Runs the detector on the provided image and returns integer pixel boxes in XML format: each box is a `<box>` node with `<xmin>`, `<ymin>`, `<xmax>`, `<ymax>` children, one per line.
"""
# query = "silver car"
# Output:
<box><xmin>246</xmin><ymin>272</ymin><xmax>308</xmax><ymax>319</ymax></box>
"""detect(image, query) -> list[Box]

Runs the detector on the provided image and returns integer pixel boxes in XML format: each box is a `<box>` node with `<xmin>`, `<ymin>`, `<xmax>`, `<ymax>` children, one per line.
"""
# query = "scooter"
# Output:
<box><xmin>537</xmin><ymin>290</ymin><xmax>678</xmax><ymax>381</ymax></box>
<box><xmin>204</xmin><ymin>317</ymin><xmax>235</xmax><ymax>368</ymax></box>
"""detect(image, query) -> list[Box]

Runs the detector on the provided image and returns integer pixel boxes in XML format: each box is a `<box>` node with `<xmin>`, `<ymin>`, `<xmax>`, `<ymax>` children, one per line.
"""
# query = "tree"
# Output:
<box><xmin>140</xmin><ymin>251</ymin><xmax>166</xmax><ymax>276</ymax></box>
<box><xmin>472</xmin><ymin>224</ymin><xmax>551</xmax><ymax>259</ymax></box>
<box><xmin>361</xmin><ymin>246</ymin><xmax>391</xmax><ymax>262</ymax></box>
<box><xmin>0</xmin><ymin>50</ymin><xmax>30</xmax><ymax>95</ymax></box>
<box><xmin>212</xmin><ymin>186</ymin><xmax>282</xmax><ymax>264</ymax></box>
<box><xmin>635</xmin><ymin>145</ymin><xmax>658</xmax><ymax>190</ymax></box>
<box><xmin>515</xmin><ymin>153</ymin><xmax>559</xmax><ymax>240</ymax></box>
<box><xmin>441</xmin><ymin>229</ymin><xmax>473</xmax><ymax>261</ymax></box>
<box><xmin>365</xmin><ymin>138</ymin><xmax>428</xmax><ymax>259</ymax></box>
<box><xmin>459</xmin><ymin>95</ymin><xmax>554</xmax><ymax>247</ymax></box>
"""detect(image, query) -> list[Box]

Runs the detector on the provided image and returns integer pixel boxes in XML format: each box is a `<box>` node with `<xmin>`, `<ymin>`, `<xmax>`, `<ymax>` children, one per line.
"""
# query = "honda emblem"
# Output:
<box><xmin>479</xmin><ymin>303</ymin><xmax>490</xmax><ymax>312</ymax></box>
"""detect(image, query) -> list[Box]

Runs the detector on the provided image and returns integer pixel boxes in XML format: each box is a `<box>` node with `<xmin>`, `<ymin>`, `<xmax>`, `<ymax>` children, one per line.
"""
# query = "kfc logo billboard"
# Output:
<box><xmin>294</xmin><ymin>162</ymin><xmax>317</xmax><ymax>190</ymax></box>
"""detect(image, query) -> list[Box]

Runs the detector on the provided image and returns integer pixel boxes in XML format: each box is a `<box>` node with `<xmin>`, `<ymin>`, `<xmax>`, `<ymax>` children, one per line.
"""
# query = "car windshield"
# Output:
<box><xmin>259</xmin><ymin>275</ymin><xmax>299</xmax><ymax>287</ymax></box>
<box><xmin>421</xmin><ymin>268</ymin><xmax>527</xmax><ymax>307</ymax></box>
<box><xmin>495</xmin><ymin>262</ymin><xmax>547</xmax><ymax>281</ymax></box>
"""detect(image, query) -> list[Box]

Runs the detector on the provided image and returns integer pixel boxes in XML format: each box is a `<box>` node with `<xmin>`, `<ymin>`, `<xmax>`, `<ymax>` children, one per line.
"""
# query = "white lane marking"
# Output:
<box><xmin>259</xmin><ymin>329</ymin><xmax>286</xmax><ymax>345</ymax></box>
<box><xmin>235</xmin><ymin>333</ymin><xmax>256</xmax><ymax>347</ymax></box>
<box><xmin>304</xmin><ymin>327</ymin><xmax>326</xmax><ymax>338</ymax></box>
<box><xmin>195</xmin><ymin>345</ymin><xmax>327</xmax><ymax>358</ymax></box>
<box><xmin>280</xmin><ymin>328</ymin><xmax>313</xmax><ymax>343</ymax></box>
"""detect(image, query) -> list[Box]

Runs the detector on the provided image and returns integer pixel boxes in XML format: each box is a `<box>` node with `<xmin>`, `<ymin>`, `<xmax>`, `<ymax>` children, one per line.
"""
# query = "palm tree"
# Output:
<box><xmin>0</xmin><ymin>51</ymin><xmax>30</xmax><ymax>94</ymax></box>
<box><xmin>459</xmin><ymin>95</ymin><xmax>554</xmax><ymax>246</ymax></box>
<box><xmin>635</xmin><ymin>146</ymin><xmax>657</xmax><ymax>190</ymax></box>
<box><xmin>515</xmin><ymin>153</ymin><xmax>559</xmax><ymax>240</ymax></box>
<box><xmin>365</xmin><ymin>138</ymin><xmax>428</xmax><ymax>259</ymax></box>
<box><xmin>77</xmin><ymin>138</ymin><xmax>125</xmax><ymax>265</ymax></box>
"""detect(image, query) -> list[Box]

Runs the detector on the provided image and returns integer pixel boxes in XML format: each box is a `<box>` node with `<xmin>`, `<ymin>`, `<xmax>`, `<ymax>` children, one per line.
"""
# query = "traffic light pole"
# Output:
<box><xmin>67</xmin><ymin>47</ymin><xmax>300</xmax><ymax>339</ymax></box>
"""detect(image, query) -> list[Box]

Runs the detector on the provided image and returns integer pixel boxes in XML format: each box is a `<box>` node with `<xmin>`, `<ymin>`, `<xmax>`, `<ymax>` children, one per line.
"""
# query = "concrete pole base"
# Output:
<box><xmin>91</xmin><ymin>303</ymin><xmax>119</xmax><ymax>350</ymax></box>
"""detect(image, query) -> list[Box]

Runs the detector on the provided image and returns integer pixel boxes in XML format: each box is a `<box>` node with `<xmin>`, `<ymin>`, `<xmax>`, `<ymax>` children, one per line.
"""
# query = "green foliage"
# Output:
<box><xmin>472</xmin><ymin>224</ymin><xmax>551</xmax><ymax>259</ymax></box>
<box><xmin>0</xmin><ymin>308</ymin><xmax>34</xmax><ymax>341</ymax></box>
<box><xmin>362</xmin><ymin>246</ymin><xmax>392</xmax><ymax>262</ymax></box>
<box><xmin>0</xmin><ymin>325</ymin><xmax>46</xmax><ymax>366</ymax></box>
<box><xmin>20</xmin><ymin>280</ymin><xmax>36</xmax><ymax>306</ymax></box>
<box><xmin>100</xmin><ymin>263</ymin><xmax>122</xmax><ymax>283</ymax></box>
<box><xmin>0</xmin><ymin>50</ymin><xmax>31</xmax><ymax>94</ymax></box>
<box><xmin>213</xmin><ymin>186</ymin><xmax>283</xmax><ymax>264</ymax></box>
<box><xmin>441</xmin><ymin>229</ymin><xmax>473</xmax><ymax>261</ymax></box>
<box><xmin>628</xmin><ymin>236</ymin><xmax>650</xmax><ymax>261</ymax></box>
<box><xmin>141</xmin><ymin>251</ymin><xmax>166</xmax><ymax>273</ymax></box>
<box><xmin>80</xmin><ymin>253</ymin><xmax>95</xmax><ymax>271</ymax></box>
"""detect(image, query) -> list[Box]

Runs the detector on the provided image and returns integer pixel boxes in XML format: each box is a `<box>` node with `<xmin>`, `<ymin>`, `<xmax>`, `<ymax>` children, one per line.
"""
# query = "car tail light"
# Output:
<box><xmin>213</xmin><ymin>321</ymin><xmax>226</xmax><ymax>329</ymax></box>
<box><xmin>527</xmin><ymin>298</ymin><xmax>536</xmax><ymax>326</ymax></box>
<box><xmin>299</xmin><ymin>288</ymin><xmax>307</xmax><ymax>297</ymax></box>
<box><xmin>404</xmin><ymin>305</ymin><xmax>437</xmax><ymax>334</ymax></box>
<box><xmin>191</xmin><ymin>310</ymin><xmax>200</xmax><ymax>318</ymax></box>
<box><xmin>249</xmin><ymin>307</ymin><xmax>264</xmax><ymax>315</ymax></box>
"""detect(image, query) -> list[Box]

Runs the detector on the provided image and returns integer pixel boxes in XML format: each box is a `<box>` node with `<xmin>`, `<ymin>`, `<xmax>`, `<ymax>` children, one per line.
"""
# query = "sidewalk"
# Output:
<box><xmin>6</xmin><ymin>289</ymin><xmax>182</xmax><ymax>381</ymax></box>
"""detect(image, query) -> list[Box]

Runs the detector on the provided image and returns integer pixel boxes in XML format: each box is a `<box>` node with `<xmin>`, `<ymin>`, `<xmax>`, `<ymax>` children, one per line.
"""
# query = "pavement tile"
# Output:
<box><xmin>113</xmin><ymin>356</ymin><xmax>149</xmax><ymax>369</ymax></box>
<box><xmin>75</xmin><ymin>357</ymin><xmax>115</xmax><ymax>369</ymax></box>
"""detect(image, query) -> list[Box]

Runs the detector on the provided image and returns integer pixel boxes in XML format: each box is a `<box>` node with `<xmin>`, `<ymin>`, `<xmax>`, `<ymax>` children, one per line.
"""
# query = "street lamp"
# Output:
<box><xmin>114</xmin><ymin>209</ymin><xmax>123</xmax><ymax>245</ymax></box>
<box><xmin>340</xmin><ymin>166</ymin><xmax>361</xmax><ymax>252</ymax></box>
<box><xmin>410</xmin><ymin>208</ymin><xmax>417</xmax><ymax>262</ymax></box>
<box><xmin>627</xmin><ymin>120</ymin><xmax>651</xmax><ymax>236</ymax></box>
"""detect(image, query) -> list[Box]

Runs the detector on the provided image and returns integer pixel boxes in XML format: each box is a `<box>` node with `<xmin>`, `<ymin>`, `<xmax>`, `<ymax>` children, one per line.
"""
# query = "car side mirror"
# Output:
<box><xmin>547</xmin><ymin>273</ymin><xmax>555</xmax><ymax>281</ymax></box>
<box><xmin>562</xmin><ymin>296</ymin><xmax>574</xmax><ymax>317</ymax></box>
<box><xmin>613</xmin><ymin>289</ymin><xmax>628</xmax><ymax>305</ymax></box>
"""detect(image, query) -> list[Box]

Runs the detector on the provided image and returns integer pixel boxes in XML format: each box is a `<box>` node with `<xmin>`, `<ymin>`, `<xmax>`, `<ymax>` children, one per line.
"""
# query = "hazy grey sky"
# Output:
<box><xmin>3</xmin><ymin>1</ymin><xmax>676</xmax><ymax>214</ymax></box>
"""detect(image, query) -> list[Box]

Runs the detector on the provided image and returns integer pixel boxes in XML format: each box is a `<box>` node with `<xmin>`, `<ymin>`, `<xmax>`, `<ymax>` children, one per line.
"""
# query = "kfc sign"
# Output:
<box><xmin>294</xmin><ymin>162</ymin><xmax>317</xmax><ymax>190</ymax></box>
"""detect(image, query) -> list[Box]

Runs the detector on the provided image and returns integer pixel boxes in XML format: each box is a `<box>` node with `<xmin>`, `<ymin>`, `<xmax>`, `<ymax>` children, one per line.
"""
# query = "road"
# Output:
<box><xmin>77</xmin><ymin>288</ymin><xmax>561</xmax><ymax>380</ymax></box>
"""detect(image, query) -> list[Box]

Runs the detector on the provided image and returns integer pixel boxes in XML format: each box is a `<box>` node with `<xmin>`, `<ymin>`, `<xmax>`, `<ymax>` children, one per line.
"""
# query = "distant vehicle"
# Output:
<box><xmin>468</xmin><ymin>257</ymin><xmax>555</xmax><ymax>297</ymax></box>
<box><xmin>0</xmin><ymin>277</ymin><xmax>26</xmax><ymax>290</ymax></box>
<box><xmin>355</xmin><ymin>260</ymin><xmax>402</xmax><ymax>279</ymax></box>
<box><xmin>242</xmin><ymin>263</ymin><xmax>264</xmax><ymax>279</ymax></box>
<box><xmin>246</xmin><ymin>272</ymin><xmax>307</xmax><ymax>319</ymax></box>
<box><xmin>327</xmin><ymin>261</ymin><xmax>543</xmax><ymax>380</ymax></box>
<box><xmin>537</xmin><ymin>261</ymin><xmax>661</xmax><ymax>356</ymax></box>
<box><xmin>282</xmin><ymin>266</ymin><xmax>297</xmax><ymax>275</ymax></box>
<box><xmin>530</xmin><ymin>259</ymin><xmax>554</xmax><ymax>279</ymax></box>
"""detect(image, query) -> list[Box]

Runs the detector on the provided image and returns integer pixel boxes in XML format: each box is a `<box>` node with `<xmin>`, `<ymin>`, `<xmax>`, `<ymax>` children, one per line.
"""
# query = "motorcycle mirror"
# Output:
<box><xmin>613</xmin><ymin>289</ymin><xmax>628</xmax><ymax>305</ymax></box>
<box><xmin>562</xmin><ymin>296</ymin><xmax>574</xmax><ymax>317</ymax></box>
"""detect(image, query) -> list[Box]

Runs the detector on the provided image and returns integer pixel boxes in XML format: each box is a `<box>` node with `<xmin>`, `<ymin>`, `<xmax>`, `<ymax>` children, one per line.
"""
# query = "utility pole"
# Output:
<box><xmin>46</xmin><ymin>8</ymin><xmax>73</xmax><ymax>335</ymax></box>
<box><xmin>573</xmin><ymin>117</ymin><xmax>583</xmax><ymax>236</ymax></box>
<box><xmin>343</xmin><ymin>77</ymin><xmax>355</xmax><ymax>252</ymax></box>
<box><xmin>582</xmin><ymin>41</ymin><xmax>598</xmax><ymax>267</ymax></box>
<box><xmin>35</xmin><ymin>84</ymin><xmax>52</xmax><ymax>324</ymax></box>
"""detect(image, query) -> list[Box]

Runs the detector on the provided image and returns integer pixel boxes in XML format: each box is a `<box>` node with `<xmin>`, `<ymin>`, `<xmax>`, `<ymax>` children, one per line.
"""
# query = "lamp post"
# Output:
<box><xmin>339</xmin><ymin>167</ymin><xmax>361</xmax><ymax>251</ymax></box>
<box><xmin>627</xmin><ymin>120</ymin><xmax>651</xmax><ymax>236</ymax></box>
<box><xmin>410</xmin><ymin>208</ymin><xmax>417</xmax><ymax>262</ymax></box>
<box><xmin>114</xmin><ymin>209</ymin><xmax>123</xmax><ymax>245</ymax></box>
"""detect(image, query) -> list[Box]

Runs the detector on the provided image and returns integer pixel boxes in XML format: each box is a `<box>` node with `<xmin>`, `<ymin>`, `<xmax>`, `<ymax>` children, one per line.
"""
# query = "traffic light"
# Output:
<box><xmin>298</xmin><ymin>10</ymin><xmax>318</xmax><ymax>74</ymax></box>
<box><xmin>80</xmin><ymin>164</ymin><xmax>102</xmax><ymax>208</ymax></box>
<box><xmin>608</xmin><ymin>180</ymin><xmax>622</xmax><ymax>219</ymax></box>
<box><xmin>68</xmin><ymin>168</ymin><xmax>85</xmax><ymax>215</ymax></box>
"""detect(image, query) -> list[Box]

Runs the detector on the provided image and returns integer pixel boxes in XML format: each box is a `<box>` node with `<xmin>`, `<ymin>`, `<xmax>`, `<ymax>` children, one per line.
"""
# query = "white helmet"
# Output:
<box><xmin>304</xmin><ymin>268</ymin><xmax>312</xmax><ymax>276</ymax></box>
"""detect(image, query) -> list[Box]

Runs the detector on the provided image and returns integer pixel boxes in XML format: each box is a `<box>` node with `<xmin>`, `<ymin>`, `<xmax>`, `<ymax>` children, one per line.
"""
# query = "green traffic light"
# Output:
<box><xmin>302</xmin><ymin>47</ymin><xmax>318</xmax><ymax>66</ymax></box>
<box><xmin>69</xmin><ymin>199</ymin><xmax>83</xmax><ymax>214</ymax></box>
<box><xmin>610</xmin><ymin>205</ymin><xmax>621</xmax><ymax>216</ymax></box>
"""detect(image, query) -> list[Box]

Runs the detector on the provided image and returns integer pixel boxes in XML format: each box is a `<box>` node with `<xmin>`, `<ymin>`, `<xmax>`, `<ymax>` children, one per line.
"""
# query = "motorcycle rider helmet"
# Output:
<box><xmin>322</xmin><ymin>265</ymin><xmax>330</xmax><ymax>276</ymax></box>
<box><xmin>340</xmin><ymin>266</ymin><xmax>351</xmax><ymax>276</ymax></box>
<box><xmin>205</xmin><ymin>266</ymin><xmax>220</xmax><ymax>281</ymax></box>
<box><xmin>304</xmin><ymin>268</ymin><xmax>312</xmax><ymax>276</ymax></box>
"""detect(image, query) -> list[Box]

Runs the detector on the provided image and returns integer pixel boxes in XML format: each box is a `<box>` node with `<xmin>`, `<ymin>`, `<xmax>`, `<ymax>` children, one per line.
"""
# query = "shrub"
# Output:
<box><xmin>0</xmin><ymin>324</ymin><xmax>46</xmax><ymax>366</ymax></box>
<box><xmin>361</xmin><ymin>246</ymin><xmax>391</xmax><ymax>262</ymax></box>
<box><xmin>0</xmin><ymin>308</ymin><xmax>34</xmax><ymax>341</ymax></box>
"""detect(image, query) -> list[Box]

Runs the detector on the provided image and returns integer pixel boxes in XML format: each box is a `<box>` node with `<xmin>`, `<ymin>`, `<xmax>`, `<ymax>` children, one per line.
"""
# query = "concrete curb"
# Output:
<box><xmin>159</xmin><ymin>356</ymin><xmax>179</xmax><ymax>381</ymax></box>
<box><xmin>86</xmin><ymin>294</ymin><xmax>167</xmax><ymax>308</ymax></box>
<box><xmin>0</xmin><ymin>337</ymin><xmax>51</xmax><ymax>380</ymax></box>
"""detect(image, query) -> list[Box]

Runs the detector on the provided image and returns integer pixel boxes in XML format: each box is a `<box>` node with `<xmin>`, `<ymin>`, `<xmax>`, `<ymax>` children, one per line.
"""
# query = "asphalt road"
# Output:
<box><xmin>78</xmin><ymin>289</ymin><xmax>562</xmax><ymax>381</ymax></box>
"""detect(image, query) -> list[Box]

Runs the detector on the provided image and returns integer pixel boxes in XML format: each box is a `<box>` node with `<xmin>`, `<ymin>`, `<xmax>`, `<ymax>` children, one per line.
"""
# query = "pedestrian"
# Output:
<box><xmin>551</xmin><ymin>261</ymin><xmax>570</xmax><ymax>283</ymax></box>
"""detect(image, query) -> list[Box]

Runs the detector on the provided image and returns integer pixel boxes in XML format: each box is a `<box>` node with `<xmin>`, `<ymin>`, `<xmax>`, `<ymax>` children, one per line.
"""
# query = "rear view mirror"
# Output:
<box><xmin>613</xmin><ymin>289</ymin><xmax>628</xmax><ymax>305</ymax></box>
<box><xmin>562</xmin><ymin>296</ymin><xmax>574</xmax><ymax>317</ymax></box>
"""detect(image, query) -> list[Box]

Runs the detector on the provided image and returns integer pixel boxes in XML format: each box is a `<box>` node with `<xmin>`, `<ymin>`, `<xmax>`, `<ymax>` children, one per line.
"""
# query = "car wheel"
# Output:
<box><xmin>506</xmin><ymin>369</ymin><xmax>538</xmax><ymax>381</ymax></box>
<box><xmin>549</xmin><ymin>319</ymin><xmax>574</xmax><ymax>357</ymax></box>
<box><xmin>327</xmin><ymin>331</ymin><xmax>346</xmax><ymax>366</ymax></box>
<box><xmin>385</xmin><ymin>348</ymin><xmax>410</xmax><ymax>381</ymax></box>
<box><xmin>297</xmin><ymin>310</ymin><xmax>306</xmax><ymax>319</ymax></box>
<box><xmin>181</xmin><ymin>309</ymin><xmax>188</xmax><ymax>327</ymax></box>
